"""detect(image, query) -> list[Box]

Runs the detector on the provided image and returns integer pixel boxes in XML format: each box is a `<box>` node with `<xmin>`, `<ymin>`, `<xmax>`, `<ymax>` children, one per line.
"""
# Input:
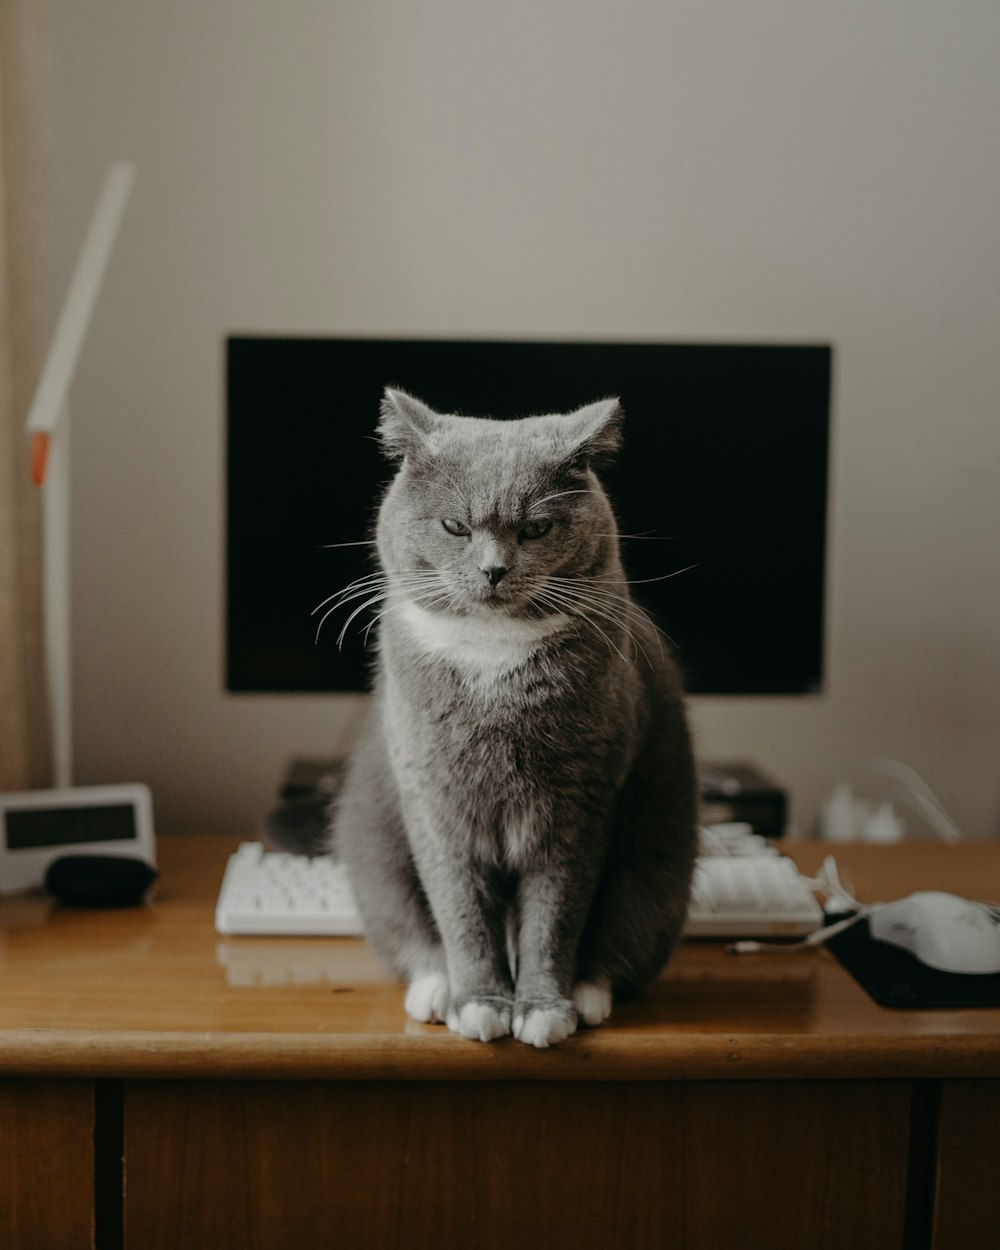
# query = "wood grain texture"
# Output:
<box><xmin>0</xmin><ymin>1079</ymin><xmax>94</xmax><ymax>1250</ymax></box>
<box><xmin>932</xmin><ymin>1080</ymin><xmax>1000</xmax><ymax>1249</ymax></box>
<box><xmin>1</xmin><ymin>836</ymin><xmax>999</xmax><ymax>1081</ymax></box>
<box><xmin>124</xmin><ymin>1079</ymin><xmax>910</xmax><ymax>1250</ymax></box>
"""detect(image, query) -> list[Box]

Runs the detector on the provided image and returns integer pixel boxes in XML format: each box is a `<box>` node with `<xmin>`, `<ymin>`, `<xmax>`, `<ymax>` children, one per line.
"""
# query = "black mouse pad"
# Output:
<box><xmin>824</xmin><ymin>911</ymin><xmax>1000</xmax><ymax>1009</ymax></box>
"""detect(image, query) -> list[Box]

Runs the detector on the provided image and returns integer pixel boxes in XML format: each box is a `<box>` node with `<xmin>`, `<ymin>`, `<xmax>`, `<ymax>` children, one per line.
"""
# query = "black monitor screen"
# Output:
<box><xmin>226</xmin><ymin>337</ymin><xmax>831</xmax><ymax>696</ymax></box>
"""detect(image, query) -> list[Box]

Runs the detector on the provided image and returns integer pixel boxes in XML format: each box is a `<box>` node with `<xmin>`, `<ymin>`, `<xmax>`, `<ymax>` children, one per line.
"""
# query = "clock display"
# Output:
<box><xmin>6</xmin><ymin>804</ymin><xmax>137</xmax><ymax>850</ymax></box>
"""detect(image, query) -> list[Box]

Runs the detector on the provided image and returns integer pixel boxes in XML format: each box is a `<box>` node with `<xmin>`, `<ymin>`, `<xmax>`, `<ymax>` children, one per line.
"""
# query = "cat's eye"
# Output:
<box><xmin>520</xmin><ymin>518</ymin><xmax>552</xmax><ymax>541</ymax></box>
<box><xmin>441</xmin><ymin>518</ymin><xmax>471</xmax><ymax>537</ymax></box>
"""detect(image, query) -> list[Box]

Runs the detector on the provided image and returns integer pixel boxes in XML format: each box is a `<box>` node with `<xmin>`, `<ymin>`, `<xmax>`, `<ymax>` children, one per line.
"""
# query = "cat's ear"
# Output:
<box><xmin>377</xmin><ymin>388</ymin><xmax>441</xmax><ymax>461</ymax></box>
<box><xmin>560</xmin><ymin>397</ymin><xmax>623</xmax><ymax>470</ymax></box>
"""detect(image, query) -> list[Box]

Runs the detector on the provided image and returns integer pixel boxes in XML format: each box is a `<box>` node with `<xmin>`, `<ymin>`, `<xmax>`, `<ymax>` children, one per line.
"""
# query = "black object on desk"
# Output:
<box><xmin>45</xmin><ymin>854</ymin><xmax>158</xmax><ymax>907</ymax></box>
<box><xmin>264</xmin><ymin>756</ymin><xmax>346</xmax><ymax>856</ymax></box>
<box><xmin>699</xmin><ymin>760</ymin><xmax>788</xmax><ymax>839</ymax></box>
<box><xmin>825</xmin><ymin>911</ymin><xmax>1000</xmax><ymax>1009</ymax></box>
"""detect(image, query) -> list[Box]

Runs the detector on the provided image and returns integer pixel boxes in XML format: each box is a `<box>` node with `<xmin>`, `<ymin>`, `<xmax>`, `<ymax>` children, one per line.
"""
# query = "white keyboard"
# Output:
<box><xmin>686</xmin><ymin>854</ymin><xmax>823</xmax><ymax>937</ymax></box>
<box><xmin>214</xmin><ymin>843</ymin><xmax>364</xmax><ymax>935</ymax></box>
<box><xmin>215</xmin><ymin>835</ymin><xmax>823</xmax><ymax>940</ymax></box>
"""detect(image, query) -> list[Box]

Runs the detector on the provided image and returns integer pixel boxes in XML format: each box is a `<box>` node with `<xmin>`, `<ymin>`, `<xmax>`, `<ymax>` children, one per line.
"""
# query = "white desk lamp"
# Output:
<box><xmin>24</xmin><ymin>161</ymin><xmax>136</xmax><ymax>788</ymax></box>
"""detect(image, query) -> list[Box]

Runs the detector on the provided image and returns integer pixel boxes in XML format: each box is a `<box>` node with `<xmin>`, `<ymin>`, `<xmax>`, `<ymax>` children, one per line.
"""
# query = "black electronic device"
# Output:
<box><xmin>699</xmin><ymin>760</ymin><xmax>789</xmax><ymax>839</ymax></box>
<box><xmin>45</xmin><ymin>854</ymin><xmax>158</xmax><ymax>907</ymax></box>
<box><xmin>227</xmin><ymin>336</ymin><xmax>832</xmax><ymax>697</ymax></box>
<box><xmin>264</xmin><ymin>756</ymin><xmax>347</xmax><ymax>857</ymax></box>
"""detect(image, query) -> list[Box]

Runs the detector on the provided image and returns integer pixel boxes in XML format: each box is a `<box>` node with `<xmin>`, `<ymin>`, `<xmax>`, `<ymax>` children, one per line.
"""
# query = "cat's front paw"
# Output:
<box><xmin>404</xmin><ymin>971</ymin><xmax>450</xmax><ymax>1024</ymax></box>
<box><xmin>572</xmin><ymin>978</ymin><xmax>612</xmax><ymax>1027</ymax></box>
<box><xmin>512</xmin><ymin>998</ymin><xmax>578</xmax><ymax>1048</ymax></box>
<box><xmin>446</xmin><ymin>996</ymin><xmax>513</xmax><ymax>1042</ymax></box>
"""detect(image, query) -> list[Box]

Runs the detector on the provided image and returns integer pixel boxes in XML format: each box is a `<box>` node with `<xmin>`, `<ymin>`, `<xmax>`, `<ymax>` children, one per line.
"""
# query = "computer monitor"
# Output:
<box><xmin>226</xmin><ymin>337</ymin><xmax>831</xmax><ymax>696</ymax></box>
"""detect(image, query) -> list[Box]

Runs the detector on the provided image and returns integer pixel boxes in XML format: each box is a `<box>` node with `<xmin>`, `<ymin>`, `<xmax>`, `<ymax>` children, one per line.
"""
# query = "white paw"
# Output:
<box><xmin>404</xmin><ymin>972</ymin><xmax>449</xmax><ymax>1023</ymax></box>
<box><xmin>512</xmin><ymin>1003</ymin><xmax>578</xmax><ymax>1048</ymax></box>
<box><xmin>446</xmin><ymin>999</ymin><xmax>512</xmax><ymax>1042</ymax></box>
<box><xmin>572</xmin><ymin>978</ymin><xmax>612</xmax><ymax>1027</ymax></box>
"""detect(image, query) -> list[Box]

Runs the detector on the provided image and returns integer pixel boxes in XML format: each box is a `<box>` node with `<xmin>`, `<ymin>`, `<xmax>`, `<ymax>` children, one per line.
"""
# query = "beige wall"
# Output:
<box><xmin>47</xmin><ymin>2</ymin><xmax>1000</xmax><ymax>837</ymax></box>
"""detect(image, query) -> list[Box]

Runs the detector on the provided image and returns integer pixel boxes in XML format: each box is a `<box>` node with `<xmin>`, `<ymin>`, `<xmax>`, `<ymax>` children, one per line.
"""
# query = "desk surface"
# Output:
<box><xmin>1</xmin><ymin>836</ymin><xmax>998</xmax><ymax>1081</ymax></box>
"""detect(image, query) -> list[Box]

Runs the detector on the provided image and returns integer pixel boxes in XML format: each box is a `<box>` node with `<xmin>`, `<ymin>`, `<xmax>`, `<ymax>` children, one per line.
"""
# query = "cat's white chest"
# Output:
<box><xmin>398</xmin><ymin>600</ymin><xmax>570</xmax><ymax>685</ymax></box>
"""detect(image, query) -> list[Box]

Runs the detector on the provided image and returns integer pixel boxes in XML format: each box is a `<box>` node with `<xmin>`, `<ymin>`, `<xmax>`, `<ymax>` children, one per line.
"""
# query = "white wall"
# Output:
<box><xmin>48</xmin><ymin>1</ymin><xmax>1000</xmax><ymax>837</ymax></box>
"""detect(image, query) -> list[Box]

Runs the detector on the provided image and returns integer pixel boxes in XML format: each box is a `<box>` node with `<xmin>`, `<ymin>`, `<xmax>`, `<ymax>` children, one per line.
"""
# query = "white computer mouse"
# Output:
<box><xmin>869</xmin><ymin>891</ymin><xmax>1000</xmax><ymax>975</ymax></box>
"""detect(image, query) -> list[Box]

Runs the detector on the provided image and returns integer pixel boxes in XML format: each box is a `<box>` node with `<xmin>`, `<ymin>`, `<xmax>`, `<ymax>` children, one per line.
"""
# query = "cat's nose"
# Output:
<box><xmin>483</xmin><ymin>565</ymin><xmax>509</xmax><ymax>587</ymax></box>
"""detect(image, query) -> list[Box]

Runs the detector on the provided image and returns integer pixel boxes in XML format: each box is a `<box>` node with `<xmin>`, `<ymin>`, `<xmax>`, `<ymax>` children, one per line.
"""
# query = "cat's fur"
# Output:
<box><xmin>330</xmin><ymin>389</ymin><xmax>697</xmax><ymax>1047</ymax></box>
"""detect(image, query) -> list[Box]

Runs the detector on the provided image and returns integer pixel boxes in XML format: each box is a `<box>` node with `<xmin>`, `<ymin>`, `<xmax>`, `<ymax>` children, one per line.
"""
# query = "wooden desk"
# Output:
<box><xmin>1</xmin><ymin>837</ymin><xmax>998</xmax><ymax>1249</ymax></box>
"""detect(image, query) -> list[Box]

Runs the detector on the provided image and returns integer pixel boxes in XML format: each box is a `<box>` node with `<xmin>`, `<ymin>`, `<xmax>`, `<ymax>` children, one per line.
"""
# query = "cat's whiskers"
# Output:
<box><xmin>554</xmin><ymin>587</ymin><xmax>652</xmax><ymax>668</ymax></box>
<box><xmin>597</xmin><ymin>532</ymin><xmax>676</xmax><ymax>541</ymax></box>
<box><xmin>361</xmin><ymin>583</ymin><xmax>456</xmax><ymax>646</ymax></box>
<box><xmin>529</xmin><ymin>583</ymin><xmax>636</xmax><ymax>667</ymax></box>
<box><xmin>313</xmin><ymin>570</ymin><xmax>444</xmax><ymax>646</ymax></box>
<box><xmin>334</xmin><ymin>575</ymin><xmax>445</xmax><ymax>649</ymax></box>
<box><xmin>539</xmin><ymin>574</ymin><xmax>666</xmax><ymax>666</ymax></box>
<box><xmin>578</xmin><ymin>565</ymin><xmax>699</xmax><ymax>587</ymax></box>
<box><xmin>546</xmin><ymin>575</ymin><xmax>662</xmax><ymax>632</ymax></box>
<box><xmin>314</xmin><ymin>592</ymin><xmax>373</xmax><ymax>644</ymax></box>
<box><xmin>546</xmin><ymin>575</ymin><xmax>673</xmax><ymax>656</ymax></box>
<box><xmin>312</xmin><ymin>570</ymin><xmax>389</xmax><ymax>616</ymax></box>
<box><xmin>538</xmin><ymin>593</ymin><xmax>632</xmax><ymax>666</ymax></box>
<box><xmin>321</xmin><ymin>576</ymin><xmax>397</xmax><ymax>613</ymax></box>
<box><xmin>315</xmin><ymin>568</ymin><xmax>444</xmax><ymax>613</ymax></box>
<box><xmin>314</xmin><ymin>582</ymin><xmax>390</xmax><ymax>637</ymax></box>
<box><xmin>335</xmin><ymin>591</ymin><xmax>390</xmax><ymax>648</ymax></box>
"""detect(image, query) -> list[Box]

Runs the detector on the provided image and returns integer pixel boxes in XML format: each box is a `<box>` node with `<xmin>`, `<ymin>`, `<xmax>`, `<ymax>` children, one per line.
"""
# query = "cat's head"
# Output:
<box><xmin>374</xmin><ymin>388</ymin><xmax>623</xmax><ymax>619</ymax></box>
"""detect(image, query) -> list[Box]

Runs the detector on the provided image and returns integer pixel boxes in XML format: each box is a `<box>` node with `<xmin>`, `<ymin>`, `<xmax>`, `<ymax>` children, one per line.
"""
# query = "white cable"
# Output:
<box><xmin>818</xmin><ymin>855</ymin><xmax>863</xmax><ymax>911</ymax></box>
<box><xmin>726</xmin><ymin>855</ymin><xmax>867</xmax><ymax>955</ymax></box>
<box><xmin>727</xmin><ymin>909</ymin><xmax>870</xmax><ymax>955</ymax></box>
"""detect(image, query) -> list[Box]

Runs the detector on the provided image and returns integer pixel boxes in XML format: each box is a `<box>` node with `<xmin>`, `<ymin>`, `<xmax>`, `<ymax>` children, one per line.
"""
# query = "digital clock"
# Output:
<box><xmin>0</xmin><ymin>783</ymin><xmax>155</xmax><ymax>895</ymax></box>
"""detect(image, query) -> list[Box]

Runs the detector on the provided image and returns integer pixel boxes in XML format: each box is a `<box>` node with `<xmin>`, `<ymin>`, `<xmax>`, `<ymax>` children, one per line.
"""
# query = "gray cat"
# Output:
<box><xmin>330</xmin><ymin>388</ymin><xmax>697</xmax><ymax>1047</ymax></box>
